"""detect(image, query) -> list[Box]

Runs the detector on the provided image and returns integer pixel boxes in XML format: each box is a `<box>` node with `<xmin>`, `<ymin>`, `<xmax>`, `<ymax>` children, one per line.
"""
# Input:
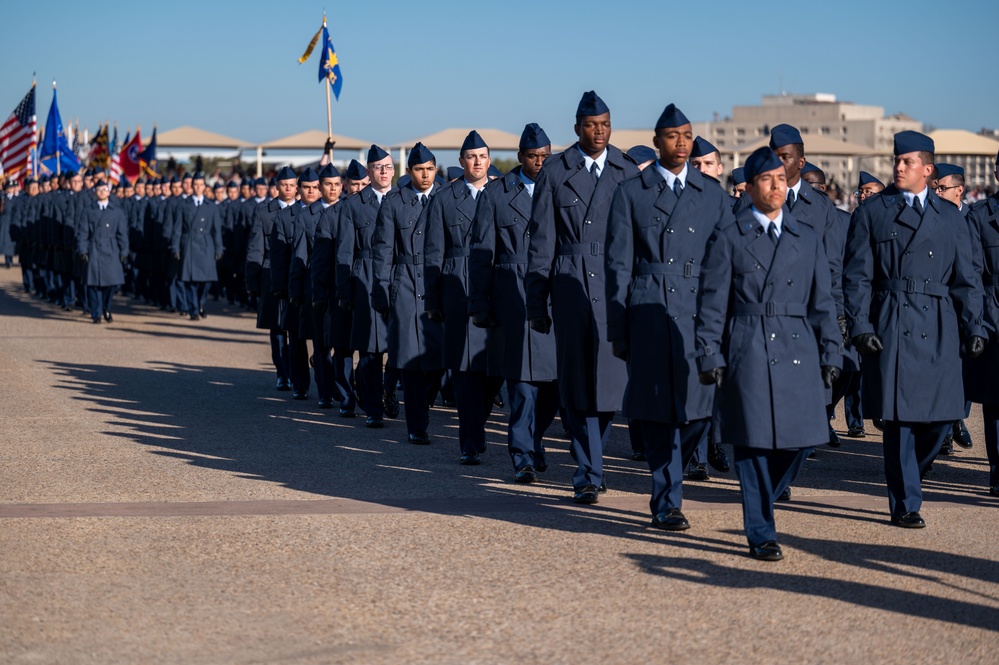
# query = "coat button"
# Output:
<box><xmin>584</xmin><ymin>219</ymin><xmax>592</xmax><ymax>224</ymax></box>
<box><xmin>791</xmin><ymin>333</ymin><xmax>799</xmax><ymax>339</ymax></box>
<box><xmin>667</xmin><ymin>228</ymin><xmax>674</xmax><ymax>234</ymax></box>
<box><xmin>588</xmin><ymin>272</ymin><xmax>595</xmax><ymax>277</ymax></box>
<box><xmin>668</xmin><ymin>287</ymin><xmax>675</xmax><ymax>293</ymax></box>
<box><xmin>755</xmin><ymin>263</ymin><xmax>761</xmax><ymax>269</ymax></box>
<box><xmin>921</xmin><ymin>333</ymin><xmax>928</xmax><ymax>339</ymax></box>
<box><xmin>767</xmin><ymin>281</ymin><xmax>774</xmax><ymax>288</ymax></box>
<box><xmin>771</xmin><ymin>359</ymin><xmax>778</xmax><ymax>365</ymax></box>
<box><xmin>793</xmin><ymin>359</ymin><xmax>801</xmax><ymax>365</ymax></box>
<box><xmin>591</xmin><ymin>297</ymin><xmax>598</xmax><ymax>302</ymax></box>
<box><xmin>688</xmin><ymin>227</ymin><xmax>695</xmax><ymax>233</ymax></box>
<box><xmin>928</xmin><ymin>251</ymin><xmax>934</xmax><ymax>257</ymax></box>
<box><xmin>668</xmin><ymin>258</ymin><xmax>675</xmax><ymax>264</ymax></box>
<box><xmin>922</xmin><ymin>305</ymin><xmax>928</xmax><ymax>311</ymax></box>
<box><xmin>787</xmin><ymin>279</ymin><xmax>794</xmax><ymax>285</ymax></box>
<box><xmin>690</xmin><ymin>287</ymin><xmax>696</xmax><ymax>293</ymax></box>
<box><xmin>416</xmin><ymin>231</ymin><xmax>421</xmax><ymax>235</ymax></box>
<box><xmin>903</xmin><ymin>330</ymin><xmax>910</xmax><ymax>336</ymax></box>
<box><xmin>770</xmin><ymin>333</ymin><xmax>776</xmax><ymax>340</ymax></box>
<box><xmin>903</xmin><ymin>303</ymin><xmax>909</xmax><ymax>308</ymax></box>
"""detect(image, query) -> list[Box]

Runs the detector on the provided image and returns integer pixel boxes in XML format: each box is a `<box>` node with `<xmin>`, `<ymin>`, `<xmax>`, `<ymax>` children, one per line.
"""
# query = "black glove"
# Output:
<box><xmin>529</xmin><ymin>316</ymin><xmax>551</xmax><ymax>335</ymax></box>
<box><xmin>852</xmin><ymin>333</ymin><xmax>883</xmax><ymax>355</ymax></box>
<box><xmin>374</xmin><ymin>305</ymin><xmax>389</xmax><ymax>316</ymax></box>
<box><xmin>324</xmin><ymin>139</ymin><xmax>336</xmax><ymax>154</ymax></box>
<box><xmin>215</xmin><ymin>253</ymin><xmax>222</xmax><ymax>261</ymax></box>
<box><xmin>273</xmin><ymin>290</ymin><xmax>288</xmax><ymax>300</ymax></box>
<box><xmin>611</xmin><ymin>339</ymin><xmax>629</xmax><ymax>362</ymax></box>
<box><xmin>837</xmin><ymin>316</ymin><xmax>849</xmax><ymax>345</ymax></box>
<box><xmin>312</xmin><ymin>299</ymin><xmax>328</xmax><ymax>311</ymax></box>
<box><xmin>471</xmin><ymin>312</ymin><xmax>496</xmax><ymax>328</ymax></box>
<box><xmin>339</xmin><ymin>299</ymin><xmax>353</xmax><ymax>312</ymax></box>
<box><xmin>822</xmin><ymin>365</ymin><xmax>840</xmax><ymax>389</ymax></box>
<box><xmin>967</xmin><ymin>335</ymin><xmax>987</xmax><ymax>358</ymax></box>
<box><xmin>80</xmin><ymin>253</ymin><xmax>89</xmax><ymax>262</ymax></box>
<box><xmin>120</xmin><ymin>255</ymin><xmax>128</xmax><ymax>265</ymax></box>
<box><xmin>426</xmin><ymin>308</ymin><xmax>444</xmax><ymax>323</ymax></box>
<box><xmin>173</xmin><ymin>252</ymin><xmax>181</xmax><ymax>260</ymax></box>
<box><xmin>288</xmin><ymin>296</ymin><xmax>301</xmax><ymax>307</ymax></box>
<box><xmin>698</xmin><ymin>367</ymin><xmax>724</xmax><ymax>387</ymax></box>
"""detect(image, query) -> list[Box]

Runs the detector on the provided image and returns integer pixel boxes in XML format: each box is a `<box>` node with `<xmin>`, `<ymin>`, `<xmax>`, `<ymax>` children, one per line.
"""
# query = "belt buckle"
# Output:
<box><xmin>414</xmin><ymin>253</ymin><xmax>422</xmax><ymax>265</ymax></box>
<box><xmin>766</xmin><ymin>301</ymin><xmax>776</xmax><ymax>317</ymax></box>
<box><xmin>906</xmin><ymin>278</ymin><xmax>915</xmax><ymax>293</ymax></box>
<box><xmin>590</xmin><ymin>241</ymin><xmax>600</xmax><ymax>256</ymax></box>
<box><xmin>684</xmin><ymin>263</ymin><xmax>693</xmax><ymax>278</ymax></box>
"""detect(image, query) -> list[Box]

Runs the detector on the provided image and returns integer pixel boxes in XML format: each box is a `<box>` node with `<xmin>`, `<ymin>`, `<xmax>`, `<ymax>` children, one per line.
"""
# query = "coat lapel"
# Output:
<box><xmin>904</xmin><ymin>193</ymin><xmax>947</xmax><ymax>253</ymax></box>
<box><xmin>765</xmin><ymin>217</ymin><xmax>802</xmax><ymax>284</ymax></box>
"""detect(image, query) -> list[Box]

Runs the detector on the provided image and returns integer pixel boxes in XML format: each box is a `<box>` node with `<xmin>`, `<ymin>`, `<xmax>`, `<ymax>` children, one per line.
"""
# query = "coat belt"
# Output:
<box><xmin>354</xmin><ymin>249</ymin><xmax>373</xmax><ymax>259</ymax></box>
<box><xmin>874</xmin><ymin>278</ymin><xmax>949</xmax><ymax>297</ymax></box>
<box><xmin>496</xmin><ymin>253</ymin><xmax>526</xmax><ymax>264</ymax></box>
<box><xmin>557</xmin><ymin>241</ymin><xmax>602</xmax><ymax>256</ymax></box>
<box><xmin>394</xmin><ymin>253</ymin><xmax>422</xmax><ymax>265</ymax></box>
<box><xmin>733</xmin><ymin>302</ymin><xmax>807</xmax><ymax>317</ymax></box>
<box><xmin>444</xmin><ymin>247</ymin><xmax>470</xmax><ymax>258</ymax></box>
<box><xmin>634</xmin><ymin>262</ymin><xmax>699</xmax><ymax>278</ymax></box>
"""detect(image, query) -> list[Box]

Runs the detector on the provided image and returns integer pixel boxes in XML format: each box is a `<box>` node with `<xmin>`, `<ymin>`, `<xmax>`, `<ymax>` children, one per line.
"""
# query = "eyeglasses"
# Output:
<box><xmin>371</xmin><ymin>165</ymin><xmax>394</xmax><ymax>172</ymax></box>
<box><xmin>934</xmin><ymin>185</ymin><xmax>961</xmax><ymax>193</ymax></box>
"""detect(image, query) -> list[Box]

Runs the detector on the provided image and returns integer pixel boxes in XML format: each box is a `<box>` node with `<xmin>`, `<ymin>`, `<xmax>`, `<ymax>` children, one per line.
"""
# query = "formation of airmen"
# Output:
<box><xmin>2</xmin><ymin>90</ymin><xmax>997</xmax><ymax>562</ymax></box>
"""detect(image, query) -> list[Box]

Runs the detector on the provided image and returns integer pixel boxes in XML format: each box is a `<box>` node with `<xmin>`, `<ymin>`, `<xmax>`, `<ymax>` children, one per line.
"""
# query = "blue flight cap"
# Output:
<box><xmin>488</xmin><ymin>165</ymin><xmax>502</xmax><ymax>179</ymax></box>
<box><xmin>576</xmin><ymin>90</ymin><xmax>609</xmax><ymax>118</ymax></box>
<box><xmin>169</xmin><ymin>175</ymin><xmax>179</xmax><ymax>184</ymax></box>
<box><xmin>84</xmin><ymin>168</ymin><xmax>94</xmax><ymax>177</ymax></box>
<box><xmin>655</xmin><ymin>103</ymin><xmax>690</xmax><ymax>130</ymax></box>
<box><xmin>519</xmin><ymin>123</ymin><xmax>550</xmax><ymax>150</ymax></box>
<box><xmin>743</xmin><ymin>147</ymin><xmax>784</xmax><ymax>182</ymax></box>
<box><xmin>318</xmin><ymin>163</ymin><xmax>341</xmax><ymax>179</ymax></box>
<box><xmin>253</xmin><ymin>177</ymin><xmax>267</xmax><ymax>188</ymax></box>
<box><xmin>769</xmin><ymin>124</ymin><xmax>803</xmax><ymax>149</ymax></box>
<box><xmin>120</xmin><ymin>176</ymin><xmax>132</xmax><ymax>187</ymax></box>
<box><xmin>397</xmin><ymin>174</ymin><xmax>412</xmax><ymax>188</ymax></box>
<box><xmin>732</xmin><ymin>167</ymin><xmax>746</xmax><ymax>185</ymax></box>
<box><xmin>226</xmin><ymin>180</ymin><xmax>238</xmax><ymax>189</ymax></box>
<box><xmin>801</xmin><ymin>162</ymin><xmax>822</xmax><ymax>176</ymax></box>
<box><xmin>93</xmin><ymin>167</ymin><xmax>106</xmax><ymax>176</ymax></box>
<box><xmin>182</xmin><ymin>173</ymin><xmax>193</xmax><ymax>181</ymax></box>
<box><xmin>367</xmin><ymin>144</ymin><xmax>390</xmax><ymax>163</ymax></box>
<box><xmin>213</xmin><ymin>181</ymin><xmax>224</xmax><ymax>190</ymax></box>
<box><xmin>91</xmin><ymin>179</ymin><xmax>107</xmax><ymax>188</ymax></box>
<box><xmin>626</xmin><ymin>145</ymin><xmax>657</xmax><ymax>165</ymax></box>
<box><xmin>935</xmin><ymin>163</ymin><xmax>963</xmax><ymax>179</ymax></box>
<box><xmin>192</xmin><ymin>171</ymin><xmax>205</xmax><ymax>180</ymax></box>
<box><xmin>298</xmin><ymin>167</ymin><xmax>319</xmax><ymax>183</ymax></box>
<box><xmin>276</xmin><ymin>166</ymin><xmax>297</xmax><ymax>181</ymax></box>
<box><xmin>690</xmin><ymin>136</ymin><xmax>718</xmax><ymax>158</ymax></box>
<box><xmin>407</xmin><ymin>142</ymin><xmax>435</xmax><ymax>167</ymax></box>
<box><xmin>446</xmin><ymin>166</ymin><xmax>464</xmax><ymax>181</ymax></box>
<box><xmin>460</xmin><ymin>130</ymin><xmax>488</xmax><ymax>153</ymax></box>
<box><xmin>38</xmin><ymin>174</ymin><xmax>50</xmax><ymax>184</ymax></box>
<box><xmin>344</xmin><ymin>160</ymin><xmax>366</xmax><ymax>180</ymax></box>
<box><xmin>857</xmin><ymin>171</ymin><xmax>883</xmax><ymax>189</ymax></box>
<box><xmin>268</xmin><ymin>177</ymin><xmax>277</xmax><ymax>187</ymax></box>
<box><xmin>893</xmin><ymin>130</ymin><xmax>934</xmax><ymax>156</ymax></box>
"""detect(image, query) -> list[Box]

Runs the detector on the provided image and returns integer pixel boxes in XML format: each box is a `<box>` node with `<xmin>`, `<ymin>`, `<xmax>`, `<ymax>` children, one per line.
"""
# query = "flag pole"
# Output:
<box><xmin>53</xmin><ymin>81</ymin><xmax>60</xmax><ymax>177</ymax></box>
<box><xmin>324</xmin><ymin>15</ymin><xmax>334</xmax><ymax>164</ymax></box>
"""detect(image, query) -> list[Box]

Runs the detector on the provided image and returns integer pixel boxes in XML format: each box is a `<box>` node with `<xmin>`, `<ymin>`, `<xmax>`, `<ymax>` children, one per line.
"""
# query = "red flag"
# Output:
<box><xmin>110</xmin><ymin>130</ymin><xmax>143</xmax><ymax>184</ymax></box>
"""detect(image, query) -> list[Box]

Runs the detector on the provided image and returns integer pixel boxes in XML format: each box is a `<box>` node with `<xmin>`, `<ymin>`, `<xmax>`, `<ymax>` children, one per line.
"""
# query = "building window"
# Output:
<box><xmin>736</xmin><ymin>128</ymin><xmax>745</xmax><ymax>137</ymax></box>
<box><xmin>715</xmin><ymin>128</ymin><xmax>725</xmax><ymax>136</ymax></box>
<box><xmin>821</xmin><ymin>127</ymin><xmax>830</xmax><ymax>135</ymax></box>
<box><xmin>801</xmin><ymin>127</ymin><xmax>809</xmax><ymax>134</ymax></box>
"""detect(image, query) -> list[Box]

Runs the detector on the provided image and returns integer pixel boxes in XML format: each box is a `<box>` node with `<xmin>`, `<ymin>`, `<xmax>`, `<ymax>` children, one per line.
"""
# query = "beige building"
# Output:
<box><xmin>928</xmin><ymin>129</ymin><xmax>999</xmax><ymax>188</ymax></box>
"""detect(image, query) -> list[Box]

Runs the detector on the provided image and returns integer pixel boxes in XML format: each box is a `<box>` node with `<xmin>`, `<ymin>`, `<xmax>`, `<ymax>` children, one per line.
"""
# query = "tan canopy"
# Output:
<box><xmin>260</xmin><ymin>129</ymin><xmax>371</xmax><ymax>151</ymax></box>
<box><xmin>157</xmin><ymin>126</ymin><xmax>251</xmax><ymax>149</ymax></box>
<box><xmin>398</xmin><ymin>128</ymin><xmax>524</xmax><ymax>151</ymax></box>
<box><xmin>729</xmin><ymin>134</ymin><xmax>878</xmax><ymax>156</ymax></box>
<box><xmin>929</xmin><ymin>129</ymin><xmax>999</xmax><ymax>156</ymax></box>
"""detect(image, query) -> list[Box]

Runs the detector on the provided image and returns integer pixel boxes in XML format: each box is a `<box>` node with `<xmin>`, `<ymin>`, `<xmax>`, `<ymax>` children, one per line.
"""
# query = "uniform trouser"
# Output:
<box><xmin>170</xmin><ymin>276</ymin><xmax>189</xmax><ymax>312</ymax></box>
<box><xmin>21</xmin><ymin>261</ymin><xmax>33</xmax><ymax>291</ymax></box>
<box><xmin>685</xmin><ymin>419</ymin><xmax>712</xmax><ymax>467</ymax></box>
<box><xmin>356</xmin><ymin>352</ymin><xmax>391</xmax><ymax>417</ymax></box>
<box><xmin>45</xmin><ymin>268</ymin><xmax>59</xmax><ymax>298</ymax></box>
<box><xmin>734</xmin><ymin>446</ymin><xmax>810</xmax><ymax>546</ymax></box>
<box><xmin>563</xmin><ymin>409</ymin><xmax>614</xmax><ymax>490</ymax></box>
<box><xmin>288</xmin><ymin>331</ymin><xmax>311</xmax><ymax>394</ymax></box>
<box><xmin>3</xmin><ymin>254</ymin><xmax>11</xmax><ymax>267</ymax></box>
<box><xmin>331</xmin><ymin>347</ymin><xmax>356</xmax><ymax>410</ymax></box>
<box><xmin>87</xmin><ymin>285</ymin><xmax>115</xmax><ymax>320</ymax></box>
<box><xmin>507</xmin><ymin>379</ymin><xmax>560</xmax><ymax>471</ymax></box>
<box><xmin>640</xmin><ymin>418</ymin><xmax>709</xmax><ymax>516</ymax></box>
<box><xmin>451</xmin><ymin>371</ymin><xmax>504</xmax><ymax>455</ymax></box>
<box><xmin>59</xmin><ymin>272</ymin><xmax>75</xmax><ymax>308</ymax></box>
<box><xmin>184</xmin><ymin>281</ymin><xmax>209</xmax><ymax>314</ymax></box>
<box><xmin>312</xmin><ymin>341</ymin><xmax>334</xmax><ymax>402</ymax></box>
<box><xmin>983</xmin><ymin>405</ymin><xmax>999</xmax><ymax>487</ymax></box>
<box><xmin>401</xmin><ymin>369</ymin><xmax>445</xmax><ymax>436</ymax></box>
<box><xmin>829</xmin><ymin>369</ymin><xmax>863</xmax><ymax>430</ymax></box>
<box><xmin>269</xmin><ymin>330</ymin><xmax>290</xmax><ymax>381</ymax></box>
<box><xmin>882</xmin><ymin>420</ymin><xmax>950</xmax><ymax>518</ymax></box>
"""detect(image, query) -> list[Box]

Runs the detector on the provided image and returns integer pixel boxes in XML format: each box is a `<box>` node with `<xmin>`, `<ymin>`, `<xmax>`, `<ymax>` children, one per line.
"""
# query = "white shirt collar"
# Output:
<box><xmin>654</xmin><ymin>162</ymin><xmax>688</xmax><ymax>190</ymax></box>
<box><xmin>277</xmin><ymin>199</ymin><xmax>290</xmax><ymax>209</ymax></box>
<box><xmin>463</xmin><ymin>178</ymin><xmax>485</xmax><ymax>200</ymax></box>
<box><xmin>789</xmin><ymin>179</ymin><xmax>802</xmax><ymax>197</ymax></box>
<box><xmin>192</xmin><ymin>196</ymin><xmax>204</xmax><ymax>206</ymax></box>
<box><xmin>751</xmin><ymin>206</ymin><xmax>783</xmax><ymax>235</ymax></box>
<box><xmin>577</xmin><ymin>145</ymin><xmax>607</xmax><ymax>177</ymax></box>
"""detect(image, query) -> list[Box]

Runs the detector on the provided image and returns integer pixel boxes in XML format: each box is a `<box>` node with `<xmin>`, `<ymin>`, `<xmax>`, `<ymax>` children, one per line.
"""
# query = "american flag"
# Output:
<box><xmin>0</xmin><ymin>83</ymin><xmax>37</xmax><ymax>180</ymax></box>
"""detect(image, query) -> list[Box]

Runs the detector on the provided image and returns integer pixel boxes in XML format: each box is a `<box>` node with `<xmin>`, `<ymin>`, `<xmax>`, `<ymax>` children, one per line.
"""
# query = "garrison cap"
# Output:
<box><xmin>655</xmin><ymin>103</ymin><xmax>690</xmax><ymax>130</ymax></box>
<box><xmin>732</xmin><ymin>168</ymin><xmax>746</xmax><ymax>185</ymax></box>
<box><xmin>769</xmin><ymin>124</ymin><xmax>803</xmax><ymax>149</ymax></box>
<box><xmin>935</xmin><ymin>163</ymin><xmax>963</xmax><ymax>179</ymax></box>
<box><xmin>226</xmin><ymin>180</ymin><xmax>239</xmax><ymax>189</ymax></box>
<box><xmin>625</xmin><ymin>145</ymin><xmax>657</xmax><ymax>165</ymax></box>
<box><xmin>690</xmin><ymin>136</ymin><xmax>719</xmax><ymax>158</ymax></box>
<box><xmin>407</xmin><ymin>142</ymin><xmax>435</xmax><ymax>167</ymax></box>
<box><xmin>298</xmin><ymin>167</ymin><xmax>319</xmax><ymax>183</ymax></box>
<box><xmin>893</xmin><ymin>130</ymin><xmax>934</xmax><ymax>156</ymax></box>
<box><xmin>169</xmin><ymin>175</ymin><xmax>179</xmax><ymax>184</ymax></box>
<box><xmin>800</xmin><ymin>162</ymin><xmax>822</xmax><ymax>176</ymax></box>
<box><xmin>192</xmin><ymin>171</ymin><xmax>205</xmax><ymax>180</ymax></box>
<box><xmin>276</xmin><ymin>166</ymin><xmax>297</xmax><ymax>181</ymax></box>
<box><xmin>519</xmin><ymin>123</ymin><xmax>550</xmax><ymax>150</ymax></box>
<box><xmin>318</xmin><ymin>163</ymin><xmax>341</xmax><ymax>179</ymax></box>
<box><xmin>92</xmin><ymin>179</ymin><xmax>108</xmax><ymax>189</ymax></box>
<box><xmin>268</xmin><ymin>177</ymin><xmax>277</xmax><ymax>187</ymax></box>
<box><xmin>120</xmin><ymin>176</ymin><xmax>132</xmax><ymax>187</ymax></box>
<box><xmin>743</xmin><ymin>147</ymin><xmax>784</xmax><ymax>182</ymax></box>
<box><xmin>488</xmin><ymin>165</ymin><xmax>501</xmax><ymax>179</ymax></box>
<box><xmin>397</xmin><ymin>174</ymin><xmax>412</xmax><ymax>188</ymax></box>
<box><xmin>460</xmin><ymin>130</ymin><xmax>488</xmax><ymax>153</ymax></box>
<box><xmin>344</xmin><ymin>160</ymin><xmax>366</xmax><ymax>180</ymax></box>
<box><xmin>38</xmin><ymin>174</ymin><xmax>50</xmax><ymax>184</ymax></box>
<box><xmin>367</xmin><ymin>144</ymin><xmax>390</xmax><ymax>163</ymax></box>
<box><xmin>253</xmin><ymin>177</ymin><xmax>268</xmax><ymax>188</ymax></box>
<box><xmin>182</xmin><ymin>172</ymin><xmax>193</xmax><ymax>181</ymax></box>
<box><xmin>213</xmin><ymin>181</ymin><xmax>224</xmax><ymax>190</ymax></box>
<box><xmin>576</xmin><ymin>90</ymin><xmax>609</xmax><ymax>117</ymax></box>
<box><xmin>446</xmin><ymin>166</ymin><xmax>464</xmax><ymax>181</ymax></box>
<box><xmin>857</xmin><ymin>171</ymin><xmax>883</xmax><ymax>188</ymax></box>
<box><xmin>23</xmin><ymin>177</ymin><xmax>37</xmax><ymax>185</ymax></box>
<box><xmin>84</xmin><ymin>168</ymin><xmax>94</xmax><ymax>177</ymax></box>
<box><xmin>93</xmin><ymin>167</ymin><xmax>106</xmax><ymax>176</ymax></box>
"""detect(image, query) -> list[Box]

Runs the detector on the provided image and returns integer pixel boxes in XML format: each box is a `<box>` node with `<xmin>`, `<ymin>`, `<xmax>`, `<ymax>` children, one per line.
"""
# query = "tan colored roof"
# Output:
<box><xmin>398</xmin><ymin>128</ymin><xmax>523</xmax><ymax>151</ymax></box>
<box><xmin>157</xmin><ymin>126</ymin><xmax>251</xmax><ymax>149</ymax></box>
<box><xmin>608</xmin><ymin>129</ymin><xmax>656</xmax><ymax>153</ymax></box>
<box><xmin>260</xmin><ymin>129</ymin><xmax>371</xmax><ymax>151</ymax></box>
<box><xmin>729</xmin><ymin>134</ymin><xmax>878</xmax><ymax>156</ymax></box>
<box><xmin>929</xmin><ymin>129</ymin><xmax>999</xmax><ymax>156</ymax></box>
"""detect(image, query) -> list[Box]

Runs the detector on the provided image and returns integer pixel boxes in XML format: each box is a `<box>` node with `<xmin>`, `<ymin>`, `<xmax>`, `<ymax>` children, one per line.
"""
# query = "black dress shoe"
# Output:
<box><xmin>777</xmin><ymin>487</ymin><xmax>792</xmax><ymax>502</ymax></box>
<box><xmin>91</xmin><ymin>317</ymin><xmax>101</xmax><ymax>324</ymax></box>
<box><xmin>514</xmin><ymin>465</ymin><xmax>536</xmax><ymax>484</ymax></box>
<box><xmin>199</xmin><ymin>309</ymin><xmax>207</xmax><ymax>319</ymax></box>
<box><xmin>749</xmin><ymin>541</ymin><xmax>783</xmax><ymax>561</ymax></box>
<box><xmin>597</xmin><ymin>483</ymin><xmax>607</xmax><ymax>493</ymax></box>
<box><xmin>292</xmin><ymin>391</ymin><xmax>309</xmax><ymax>400</ymax></box>
<box><xmin>384</xmin><ymin>392</ymin><xmax>400</xmax><ymax>419</ymax></box>
<box><xmin>317</xmin><ymin>398</ymin><xmax>334</xmax><ymax>409</ymax></box>
<box><xmin>572</xmin><ymin>484</ymin><xmax>599</xmax><ymax>504</ymax></box>
<box><xmin>535</xmin><ymin>446</ymin><xmax>548</xmax><ymax>472</ymax></box>
<box><xmin>846</xmin><ymin>427</ymin><xmax>866</xmax><ymax>438</ymax></box>
<box><xmin>828</xmin><ymin>425</ymin><xmax>841</xmax><ymax>448</ymax></box>
<box><xmin>103</xmin><ymin>311</ymin><xmax>113</xmax><ymax>323</ymax></box>
<box><xmin>366</xmin><ymin>415</ymin><xmax>384</xmax><ymax>428</ymax></box>
<box><xmin>276</xmin><ymin>378</ymin><xmax>292</xmax><ymax>391</ymax></box>
<box><xmin>891</xmin><ymin>511</ymin><xmax>926</xmax><ymax>528</ymax></box>
<box><xmin>872</xmin><ymin>418</ymin><xmax>884</xmax><ymax>432</ymax></box>
<box><xmin>990</xmin><ymin>484</ymin><xmax>999</xmax><ymax>498</ymax></box>
<box><xmin>651</xmin><ymin>509</ymin><xmax>690</xmax><ymax>531</ymax></box>
<box><xmin>338</xmin><ymin>407</ymin><xmax>356</xmax><ymax>418</ymax></box>
<box><xmin>408</xmin><ymin>432</ymin><xmax>431</xmax><ymax>445</ymax></box>
<box><xmin>707</xmin><ymin>442</ymin><xmax>730</xmax><ymax>473</ymax></box>
<box><xmin>631</xmin><ymin>451</ymin><xmax>647</xmax><ymax>462</ymax></box>
<box><xmin>953</xmin><ymin>420</ymin><xmax>973</xmax><ymax>449</ymax></box>
<box><xmin>459</xmin><ymin>452</ymin><xmax>481</xmax><ymax>466</ymax></box>
<box><xmin>938</xmin><ymin>437</ymin><xmax>954</xmax><ymax>455</ymax></box>
<box><xmin>189</xmin><ymin>313</ymin><xmax>200</xmax><ymax>321</ymax></box>
<box><xmin>686</xmin><ymin>461</ymin><xmax>709</xmax><ymax>481</ymax></box>
<box><xmin>493</xmin><ymin>393</ymin><xmax>504</xmax><ymax>408</ymax></box>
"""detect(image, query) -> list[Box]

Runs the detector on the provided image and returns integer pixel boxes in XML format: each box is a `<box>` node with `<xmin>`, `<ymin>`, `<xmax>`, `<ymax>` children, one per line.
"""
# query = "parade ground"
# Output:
<box><xmin>1</xmin><ymin>266</ymin><xmax>997</xmax><ymax>665</ymax></box>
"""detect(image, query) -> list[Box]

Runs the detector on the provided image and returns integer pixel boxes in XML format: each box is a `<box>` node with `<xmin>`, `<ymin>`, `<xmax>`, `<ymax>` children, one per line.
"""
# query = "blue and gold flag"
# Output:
<box><xmin>299</xmin><ymin>18</ymin><xmax>342</xmax><ymax>101</ymax></box>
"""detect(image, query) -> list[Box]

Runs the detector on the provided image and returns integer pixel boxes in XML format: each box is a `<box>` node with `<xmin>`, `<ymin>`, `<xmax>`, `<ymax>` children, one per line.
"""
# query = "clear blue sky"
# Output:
<box><xmin>2</xmin><ymin>0</ymin><xmax>996</xmax><ymax>149</ymax></box>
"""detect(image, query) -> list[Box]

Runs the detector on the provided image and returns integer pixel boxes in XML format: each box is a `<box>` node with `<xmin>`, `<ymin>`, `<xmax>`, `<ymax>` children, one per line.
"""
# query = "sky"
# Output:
<box><xmin>2</xmin><ymin>0</ymin><xmax>997</xmax><ymax>152</ymax></box>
